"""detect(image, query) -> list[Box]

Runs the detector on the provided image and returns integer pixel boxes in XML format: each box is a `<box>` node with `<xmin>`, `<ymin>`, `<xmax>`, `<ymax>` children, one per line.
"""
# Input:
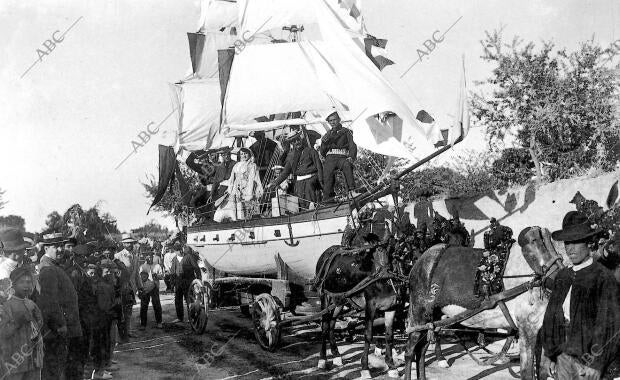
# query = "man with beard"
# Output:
<box><xmin>36</xmin><ymin>233</ymin><xmax>81</xmax><ymax>380</ymax></box>
<box><xmin>249</xmin><ymin>130</ymin><xmax>278</xmax><ymax>182</ymax></box>
<box><xmin>542</xmin><ymin>211</ymin><xmax>620</xmax><ymax>379</ymax></box>
<box><xmin>320</xmin><ymin>112</ymin><xmax>357</xmax><ymax>201</ymax></box>
<box><xmin>114</xmin><ymin>234</ymin><xmax>141</xmax><ymax>340</ymax></box>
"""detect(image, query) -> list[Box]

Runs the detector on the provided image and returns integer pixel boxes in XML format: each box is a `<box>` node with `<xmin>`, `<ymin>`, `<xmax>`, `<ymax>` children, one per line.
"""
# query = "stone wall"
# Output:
<box><xmin>403</xmin><ymin>171</ymin><xmax>620</xmax><ymax>248</ymax></box>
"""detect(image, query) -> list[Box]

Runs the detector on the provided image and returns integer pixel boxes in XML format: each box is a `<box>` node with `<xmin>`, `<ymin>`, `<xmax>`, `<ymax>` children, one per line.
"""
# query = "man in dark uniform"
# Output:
<box><xmin>249</xmin><ymin>131</ymin><xmax>278</xmax><ymax>183</ymax></box>
<box><xmin>320</xmin><ymin>112</ymin><xmax>357</xmax><ymax>201</ymax></box>
<box><xmin>541</xmin><ymin>211</ymin><xmax>620</xmax><ymax>380</ymax></box>
<box><xmin>186</xmin><ymin>150</ymin><xmax>218</xmax><ymax>219</ymax></box>
<box><xmin>36</xmin><ymin>233</ymin><xmax>82</xmax><ymax>380</ymax></box>
<box><xmin>210</xmin><ymin>148</ymin><xmax>236</xmax><ymax>209</ymax></box>
<box><xmin>267</xmin><ymin>130</ymin><xmax>323</xmax><ymax>209</ymax></box>
<box><xmin>63</xmin><ymin>244</ymin><xmax>93</xmax><ymax>380</ymax></box>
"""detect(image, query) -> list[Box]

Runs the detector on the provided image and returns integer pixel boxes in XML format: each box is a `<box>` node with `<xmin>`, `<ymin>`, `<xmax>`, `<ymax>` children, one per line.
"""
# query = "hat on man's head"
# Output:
<box><xmin>285</xmin><ymin>130</ymin><xmax>301</xmax><ymax>141</ymax></box>
<box><xmin>86</xmin><ymin>256</ymin><xmax>99</xmax><ymax>269</ymax></box>
<box><xmin>100</xmin><ymin>259</ymin><xmax>117</xmax><ymax>269</ymax></box>
<box><xmin>325</xmin><ymin>111</ymin><xmax>340</xmax><ymax>120</ymax></box>
<box><xmin>305</xmin><ymin>130</ymin><xmax>321</xmax><ymax>144</ymax></box>
<box><xmin>0</xmin><ymin>229</ymin><xmax>30</xmax><ymax>252</ymax></box>
<box><xmin>120</xmin><ymin>233</ymin><xmax>137</xmax><ymax>244</ymax></box>
<box><xmin>551</xmin><ymin>211</ymin><xmax>604</xmax><ymax>242</ymax></box>
<box><xmin>41</xmin><ymin>232</ymin><xmax>68</xmax><ymax>246</ymax></box>
<box><xmin>9</xmin><ymin>266</ymin><xmax>34</xmax><ymax>283</ymax></box>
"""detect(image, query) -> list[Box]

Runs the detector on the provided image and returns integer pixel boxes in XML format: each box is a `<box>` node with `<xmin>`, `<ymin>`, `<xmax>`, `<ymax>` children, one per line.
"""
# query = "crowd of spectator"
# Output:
<box><xmin>0</xmin><ymin>228</ymin><xmax>199</xmax><ymax>380</ymax></box>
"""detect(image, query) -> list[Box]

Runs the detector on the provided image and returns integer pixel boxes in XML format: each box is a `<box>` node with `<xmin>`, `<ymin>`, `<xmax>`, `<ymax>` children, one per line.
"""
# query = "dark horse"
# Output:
<box><xmin>403</xmin><ymin>226</ymin><xmax>564</xmax><ymax>380</ymax></box>
<box><xmin>314</xmin><ymin>234</ymin><xmax>408</xmax><ymax>379</ymax></box>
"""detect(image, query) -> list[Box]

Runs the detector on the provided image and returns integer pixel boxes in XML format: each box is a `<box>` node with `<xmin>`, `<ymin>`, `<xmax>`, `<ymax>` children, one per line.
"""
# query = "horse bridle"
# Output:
<box><xmin>535</xmin><ymin>226</ymin><xmax>565</xmax><ymax>286</ymax></box>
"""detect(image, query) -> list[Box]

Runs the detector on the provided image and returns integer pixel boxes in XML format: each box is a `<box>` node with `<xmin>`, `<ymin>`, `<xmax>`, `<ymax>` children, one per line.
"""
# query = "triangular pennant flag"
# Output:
<box><xmin>187</xmin><ymin>33</ymin><xmax>206</xmax><ymax>75</ymax></box>
<box><xmin>364</xmin><ymin>37</ymin><xmax>395</xmax><ymax>71</ymax></box>
<box><xmin>415</xmin><ymin>110</ymin><xmax>435</xmax><ymax>124</ymax></box>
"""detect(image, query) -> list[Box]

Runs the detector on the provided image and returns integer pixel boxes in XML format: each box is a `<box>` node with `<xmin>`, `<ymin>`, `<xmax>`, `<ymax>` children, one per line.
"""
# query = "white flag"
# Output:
<box><xmin>448</xmin><ymin>55</ymin><xmax>470</xmax><ymax>146</ymax></box>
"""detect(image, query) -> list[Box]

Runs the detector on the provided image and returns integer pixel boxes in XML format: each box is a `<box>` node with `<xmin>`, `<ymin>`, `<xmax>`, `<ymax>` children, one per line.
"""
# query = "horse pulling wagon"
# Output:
<box><xmin>183</xmin><ymin>194</ymin><xmax>565</xmax><ymax>379</ymax></box>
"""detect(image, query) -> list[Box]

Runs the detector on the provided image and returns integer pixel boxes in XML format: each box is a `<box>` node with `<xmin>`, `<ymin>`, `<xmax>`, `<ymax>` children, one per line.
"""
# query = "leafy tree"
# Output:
<box><xmin>472</xmin><ymin>30</ymin><xmax>620</xmax><ymax>182</ymax></box>
<box><xmin>0</xmin><ymin>215</ymin><xmax>25</xmax><ymax>232</ymax></box>
<box><xmin>43</xmin><ymin>211</ymin><xmax>64</xmax><ymax>234</ymax></box>
<box><xmin>131</xmin><ymin>220</ymin><xmax>170</xmax><ymax>240</ymax></box>
<box><xmin>42</xmin><ymin>204</ymin><xmax>119</xmax><ymax>241</ymax></box>
<box><xmin>491</xmin><ymin>147</ymin><xmax>535</xmax><ymax>188</ymax></box>
<box><xmin>143</xmin><ymin>165</ymin><xmax>199</xmax><ymax>226</ymax></box>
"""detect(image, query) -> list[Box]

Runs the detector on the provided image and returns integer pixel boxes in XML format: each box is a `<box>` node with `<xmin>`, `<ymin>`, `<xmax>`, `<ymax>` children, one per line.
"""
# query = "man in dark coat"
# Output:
<box><xmin>170</xmin><ymin>245</ymin><xmax>201</xmax><ymax>323</ymax></box>
<box><xmin>541</xmin><ymin>211</ymin><xmax>620</xmax><ymax>379</ymax></box>
<box><xmin>249</xmin><ymin>131</ymin><xmax>278</xmax><ymax>182</ymax></box>
<box><xmin>186</xmin><ymin>150</ymin><xmax>218</xmax><ymax>218</ymax></box>
<box><xmin>64</xmin><ymin>244</ymin><xmax>94</xmax><ymax>380</ymax></box>
<box><xmin>267</xmin><ymin>129</ymin><xmax>323</xmax><ymax>209</ymax></box>
<box><xmin>320</xmin><ymin>112</ymin><xmax>357</xmax><ymax>201</ymax></box>
<box><xmin>36</xmin><ymin>233</ymin><xmax>82</xmax><ymax>380</ymax></box>
<box><xmin>210</xmin><ymin>148</ymin><xmax>236</xmax><ymax>211</ymax></box>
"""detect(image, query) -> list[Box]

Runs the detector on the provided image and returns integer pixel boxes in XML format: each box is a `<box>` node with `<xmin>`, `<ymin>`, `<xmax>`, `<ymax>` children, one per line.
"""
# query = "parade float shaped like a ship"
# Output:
<box><xmin>152</xmin><ymin>0</ymin><xmax>470</xmax><ymax>334</ymax></box>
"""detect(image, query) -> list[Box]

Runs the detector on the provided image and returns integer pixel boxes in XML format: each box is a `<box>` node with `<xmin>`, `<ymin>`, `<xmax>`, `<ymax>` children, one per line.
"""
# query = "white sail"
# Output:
<box><xmin>222</xmin><ymin>42</ymin><xmax>338</xmax><ymax>124</ymax></box>
<box><xmin>170</xmin><ymin>78</ymin><xmax>232</xmax><ymax>151</ymax></box>
<box><xmin>198</xmin><ymin>0</ymin><xmax>238</xmax><ymax>32</ymax></box>
<box><xmin>237</xmin><ymin>0</ymin><xmax>364</xmax><ymax>39</ymax></box>
<box><xmin>223</xmin><ymin>40</ymin><xmax>437</xmax><ymax>159</ymax></box>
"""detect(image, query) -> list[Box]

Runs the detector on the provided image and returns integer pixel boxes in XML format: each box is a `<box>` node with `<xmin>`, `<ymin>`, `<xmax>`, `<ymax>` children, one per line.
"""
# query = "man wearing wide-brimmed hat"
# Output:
<box><xmin>36</xmin><ymin>232</ymin><xmax>82</xmax><ymax>380</ymax></box>
<box><xmin>0</xmin><ymin>228</ymin><xmax>28</xmax><ymax>279</ymax></box>
<box><xmin>541</xmin><ymin>211</ymin><xmax>620</xmax><ymax>380</ymax></box>
<box><xmin>115</xmin><ymin>233</ymin><xmax>141</xmax><ymax>340</ymax></box>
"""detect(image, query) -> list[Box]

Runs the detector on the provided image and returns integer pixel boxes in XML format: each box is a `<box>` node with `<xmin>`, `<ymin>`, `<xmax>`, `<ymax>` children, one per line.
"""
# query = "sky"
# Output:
<box><xmin>0</xmin><ymin>0</ymin><xmax>618</xmax><ymax>232</ymax></box>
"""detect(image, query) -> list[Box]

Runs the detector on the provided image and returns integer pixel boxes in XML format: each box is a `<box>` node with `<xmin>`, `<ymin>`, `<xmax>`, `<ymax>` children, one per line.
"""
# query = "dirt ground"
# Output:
<box><xmin>110</xmin><ymin>290</ymin><xmax>532</xmax><ymax>380</ymax></box>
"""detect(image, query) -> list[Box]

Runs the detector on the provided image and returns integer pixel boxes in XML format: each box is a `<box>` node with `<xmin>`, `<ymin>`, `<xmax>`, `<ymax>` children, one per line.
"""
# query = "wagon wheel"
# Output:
<box><xmin>188</xmin><ymin>281</ymin><xmax>210</xmax><ymax>334</ymax></box>
<box><xmin>251</xmin><ymin>293</ymin><xmax>282</xmax><ymax>352</ymax></box>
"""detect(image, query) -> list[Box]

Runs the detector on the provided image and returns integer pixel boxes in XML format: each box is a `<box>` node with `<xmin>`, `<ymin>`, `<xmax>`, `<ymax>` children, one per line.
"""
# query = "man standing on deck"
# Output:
<box><xmin>249</xmin><ymin>131</ymin><xmax>278</xmax><ymax>183</ymax></box>
<box><xmin>541</xmin><ymin>211</ymin><xmax>620</xmax><ymax>379</ymax></box>
<box><xmin>320</xmin><ymin>112</ymin><xmax>357</xmax><ymax>201</ymax></box>
<box><xmin>210</xmin><ymin>148</ymin><xmax>236</xmax><ymax>212</ymax></box>
<box><xmin>267</xmin><ymin>130</ymin><xmax>323</xmax><ymax>209</ymax></box>
<box><xmin>186</xmin><ymin>150</ymin><xmax>218</xmax><ymax>220</ymax></box>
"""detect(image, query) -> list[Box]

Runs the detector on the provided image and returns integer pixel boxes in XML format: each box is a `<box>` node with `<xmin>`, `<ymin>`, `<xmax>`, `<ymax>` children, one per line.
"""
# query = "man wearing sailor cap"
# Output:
<box><xmin>320</xmin><ymin>111</ymin><xmax>357</xmax><ymax>201</ymax></box>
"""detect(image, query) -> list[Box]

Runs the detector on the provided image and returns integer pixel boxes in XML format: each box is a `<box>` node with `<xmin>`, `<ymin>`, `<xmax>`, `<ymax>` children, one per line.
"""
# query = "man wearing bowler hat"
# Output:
<box><xmin>320</xmin><ymin>111</ymin><xmax>357</xmax><ymax>201</ymax></box>
<box><xmin>541</xmin><ymin>211</ymin><xmax>620</xmax><ymax>380</ymax></box>
<box><xmin>0</xmin><ymin>228</ymin><xmax>28</xmax><ymax>279</ymax></box>
<box><xmin>37</xmin><ymin>233</ymin><xmax>82</xmax><ymax>380</ymax></box>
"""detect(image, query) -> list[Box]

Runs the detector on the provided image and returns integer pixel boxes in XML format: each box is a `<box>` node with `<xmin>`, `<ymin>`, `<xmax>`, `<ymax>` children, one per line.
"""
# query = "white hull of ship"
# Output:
<box><xmin>187</xmin><ymin>206</ymin><xmax>349</xmax><ymax>280</ymax></box>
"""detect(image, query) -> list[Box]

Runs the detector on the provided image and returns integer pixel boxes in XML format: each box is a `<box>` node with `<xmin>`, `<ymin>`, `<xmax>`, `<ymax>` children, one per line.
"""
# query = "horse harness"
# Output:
<box><xmin>407</xmin><ymin>238</ymin><xmax>564</xmax><ymax>341</ymax></box>
<box><xmin>313</xmin><ymin>244</ymin><xmax>408</xmax><ymax>305</ymax></box>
